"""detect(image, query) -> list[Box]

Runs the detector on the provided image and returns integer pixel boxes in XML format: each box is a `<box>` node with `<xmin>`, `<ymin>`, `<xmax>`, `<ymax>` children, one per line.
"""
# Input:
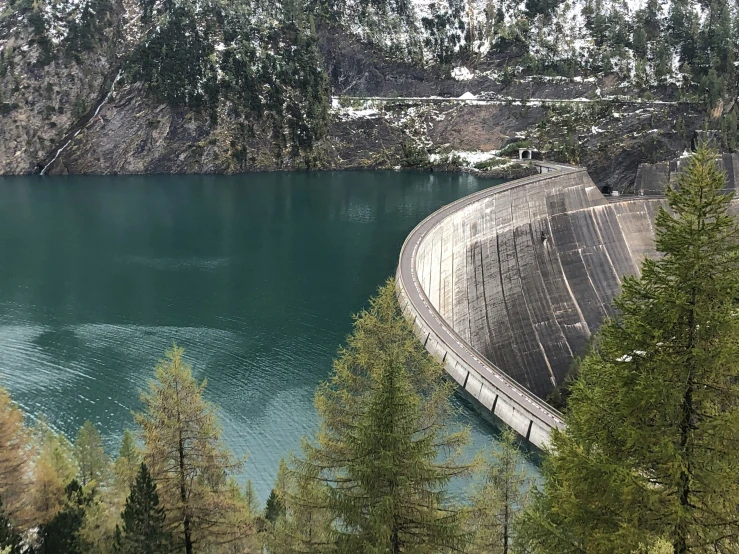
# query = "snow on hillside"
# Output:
<box><xmin>404</xmin><ymin>0</ymin><xmax>715</xmax><ymax>85</ymax></box>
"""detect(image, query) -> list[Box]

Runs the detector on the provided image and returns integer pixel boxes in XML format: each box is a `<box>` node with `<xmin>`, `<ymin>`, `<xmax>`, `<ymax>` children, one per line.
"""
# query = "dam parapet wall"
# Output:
<box><xmin>397</xmin><ymin>163</ymin><xmax>666</xmax><ymax>447</ymax></box>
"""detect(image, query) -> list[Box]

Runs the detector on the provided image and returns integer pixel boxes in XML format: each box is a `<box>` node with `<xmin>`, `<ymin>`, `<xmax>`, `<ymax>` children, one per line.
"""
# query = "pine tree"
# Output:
<box><xmin>633</xmin><ymin>25</ymin><xmax>648</xmax><ymax>58</ymax></box>
<box><xmin>655</xmin><ymin>41</ymin><xmax>673</xmax><ymax>83</ymax></box>
<box><xmin>468</xmin><ymin>428</ymin><xmax>532</xmax><ymax>554</ymax></box>
<box><xmin>286</xmin><ymin>280</ymin><xmax>470</xmax><ymax>553</ymax></box>
<box><xmin>74</xmin><ymin>420</ymin><xmax>111</xmax><ymax>488</ymax></box>
<box><xmin>0</xmin><ymin>389</ymin><xmax>34</xmax><ymax>529</ymax></box>
<box><xmin>669</xmin><ymin>0</ymin><xmax>699</xmax><ymax>65</ymax></box>
<box><xmin>135</xmin><ymin>345</ymin><xmax>251</xmax><ymax>554</ymax></box>
<box><xmin>517</xmin><ymin>145</ymin><xmax>739</xmax><ymax>554</ymax></box>
<box><xmin>264</xmin><ymin>489</ymin><xmax>284</xmax><ymax>524</ymax></box>
<box><xmin>114</xmin><ymin>463</ymin><xmax>171</xmax><ymax>554</ymax></box>
<box><xmin>37</xmin><ymin>480</ymin><xmax>90</xmax><ymax>554</ymax></box>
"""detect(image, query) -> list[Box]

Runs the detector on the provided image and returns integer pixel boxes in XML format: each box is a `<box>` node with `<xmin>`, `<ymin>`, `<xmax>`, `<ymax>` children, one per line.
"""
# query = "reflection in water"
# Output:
<box><xmin>0</xmin><ymin>171</ymin><xmax>534</xmax><ymax>500</ymax></box>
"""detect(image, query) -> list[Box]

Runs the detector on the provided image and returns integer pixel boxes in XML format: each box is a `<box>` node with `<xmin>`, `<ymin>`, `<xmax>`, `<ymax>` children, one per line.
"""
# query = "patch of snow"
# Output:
<box><xmin>452</xmin><ymin>67</ymin><xmax>474</xmax><ymax>81</ymax></box>
<box><xmin>459</xmin><ymin>92</ymin><xmax>477</xmax><ymax>100</ymax></box>
<box><xmin>334</xmin><ymin>106</ymin><xmax>382</xmax><ymax>120</ymax></box>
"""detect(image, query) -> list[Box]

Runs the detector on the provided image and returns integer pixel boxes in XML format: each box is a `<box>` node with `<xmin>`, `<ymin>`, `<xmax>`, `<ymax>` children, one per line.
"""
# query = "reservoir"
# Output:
<box><xmin>0</xmin><ymin>171</ymin><xmax>527</xmax><ymax>500</ymax></box>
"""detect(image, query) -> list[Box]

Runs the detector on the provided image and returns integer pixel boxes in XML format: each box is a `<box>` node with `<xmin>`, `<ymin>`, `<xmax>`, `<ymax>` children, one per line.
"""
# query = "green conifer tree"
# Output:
<box><xmin>114</xmin><ymin>463</ymin><xmax>171</xmax><ymax>554</ymax></box>
<box><xmin>285</xmin><ymin>280</ymin><xmax>470</xmax><ymax>553</ymax></box>
<box><xmin>517</xmin><ymin>145</ymin><xmax>739</xmax><ymax>554</ymax></box>
<box><xmin>264</xmin><ymin>489</ymin><xmax>284</xmax><ymax>525</ymax></box>
<box><xmin>37</xmin><ymin>480</ymin><xmax>90</xmax><ymax>554</ymax></box>
<box><xmin>468</xmin><ymin>428</ymin><xmax>532</xmax><ymax>554</ymax></box>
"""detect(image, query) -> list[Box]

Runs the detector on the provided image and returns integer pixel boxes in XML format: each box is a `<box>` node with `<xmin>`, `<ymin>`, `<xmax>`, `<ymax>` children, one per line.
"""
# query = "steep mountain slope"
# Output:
<box><xmin>0</xmin><ymin>0</ymin><xmax>736</xmax><ymax>188</ymax></box>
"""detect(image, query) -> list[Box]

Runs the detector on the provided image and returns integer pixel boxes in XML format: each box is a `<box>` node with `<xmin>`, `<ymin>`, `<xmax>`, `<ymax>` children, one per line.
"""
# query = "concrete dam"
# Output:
<box><xmin>396</xmin><ymin>164</ymin><xmax>667</xmax><ymax>447</ymax></box>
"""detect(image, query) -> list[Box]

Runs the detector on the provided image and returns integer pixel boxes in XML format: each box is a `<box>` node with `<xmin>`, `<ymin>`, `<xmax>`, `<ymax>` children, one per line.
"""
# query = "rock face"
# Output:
<box><xmin>0</xmin><ymin>24</ymin><xmax>115</xmax><ymax>174</ymax></box>
<box><xmin>49</xmin><ymin>96</ymin><xmax>545</xmax><ymax>175</ymax></box>
<box><xmin>0</xmin><ymin>5</ymin><xmax>716</xmax><ymax>186</ymax></box>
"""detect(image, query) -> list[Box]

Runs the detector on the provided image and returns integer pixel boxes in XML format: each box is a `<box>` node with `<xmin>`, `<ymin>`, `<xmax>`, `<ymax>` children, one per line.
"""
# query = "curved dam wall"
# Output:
<box><xmin>397</xmin><ymin>164</ymin><xmax>666</xmax><ymax>447</ymax></box>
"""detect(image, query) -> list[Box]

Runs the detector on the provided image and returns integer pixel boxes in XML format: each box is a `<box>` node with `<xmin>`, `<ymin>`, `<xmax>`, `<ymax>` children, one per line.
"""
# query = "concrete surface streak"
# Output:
<box><xmin>396</xmin><ymin>164</ymin><xmax>665</xmax><ymax>447</ymax></box>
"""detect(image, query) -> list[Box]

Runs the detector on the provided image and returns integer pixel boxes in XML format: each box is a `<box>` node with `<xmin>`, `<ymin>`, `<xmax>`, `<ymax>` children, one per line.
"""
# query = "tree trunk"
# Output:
<box><xmin>503</xmin><ymin>503</ymin><xmax>509</xmax><ymax>554</ymax></box>
<box><xmin>179</xmin><ymin>433</ymin><xmax>192</xmax><ymax>554</ymax></box>
<box><xmin>674</xmin><ymin>371</ymin><xmax>693</xmax><ymax>554</ymax></box>
<box><xmin>674</xmin><ymin>279</ymin><xmax>698</xmax><ymax>554</ymax></box>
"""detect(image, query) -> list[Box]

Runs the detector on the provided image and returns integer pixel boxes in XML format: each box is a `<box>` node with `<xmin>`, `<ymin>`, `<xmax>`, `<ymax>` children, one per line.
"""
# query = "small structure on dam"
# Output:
<box><xmin>396</xmin><ymin>162</ymin><xmax>671</xmax><ymax>447</ymax></box>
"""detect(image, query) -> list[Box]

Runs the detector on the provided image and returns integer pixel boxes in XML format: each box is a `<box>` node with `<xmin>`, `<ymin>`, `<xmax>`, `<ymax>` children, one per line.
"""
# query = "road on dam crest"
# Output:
<box><xmin>396</xmin><ymin>162</ymin><xmax>668</xmax><ymax>447</ymax></box>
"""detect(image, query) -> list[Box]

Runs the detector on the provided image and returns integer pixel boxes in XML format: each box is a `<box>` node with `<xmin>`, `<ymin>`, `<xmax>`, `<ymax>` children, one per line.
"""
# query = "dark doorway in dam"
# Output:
<box><xmin>601</xmin><ymin>185</ymin><xmax>612</xmax><ymax>195</ymax></box>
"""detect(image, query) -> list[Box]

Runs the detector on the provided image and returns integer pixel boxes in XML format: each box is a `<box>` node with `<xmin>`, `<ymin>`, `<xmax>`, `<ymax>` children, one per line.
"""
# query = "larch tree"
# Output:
<box><xmin>517</xmin><ymin>145</ymin><xmax>739</xmax><ymax>553</ymax></box>
<box><xmin>243</xmin><ymin>480</ymin><xmax>259</xmax><ymax>517</ymax></box>
<box><xmin>74</xmin><ymin>420</ymin><xmax>111</xmax><ymax>488</ymax></box>
<box><xmin>113</xmin><ymin>430</ymin><xmax>141</xmax><ymax>502</ymax></box>
<box><xmin>114</xmin><ymin>463</ymin><xmax>172</xmax><ymax>554</ymax></box>
<box><xmin>79</xmin><ymin>492</ymin><xmax>119</xmax><ymax>554</ymax></box>
<box><xmin>79</xmin><ymin>428</ymin><xmax>142</xmax><ymax>554</ymax></box>
<box><xmin>285</xmin><ymin>280</ymin><xmax>470</xmax><ymax>553</ymax></box>
<box><xmin>210</xmin><ymin>479</ymin><xmax>264</xmax><ymax>554</ymax></box>
<box><xmin>32</xmin><ymin>423</ymin><xmax>78</xmax><ymax>525</ymax></box>
<box><xmin>268</xmin><ymin>459</ymin><xmax>331</xmax><ymax>554</ymax></box>
<box><xmin>467</xmin><ymin>428</ymin><xmax>532</xmax><ymax>554</ymax></box>
<box><xmin>135</xmin><ymin>345</ymin><xmax>252</xmax><ymax>554</ymax></box>
<box><xmin>0</xmin><ymin>389</ymin><xmax>35</xmax><ymax>529</ymax></box>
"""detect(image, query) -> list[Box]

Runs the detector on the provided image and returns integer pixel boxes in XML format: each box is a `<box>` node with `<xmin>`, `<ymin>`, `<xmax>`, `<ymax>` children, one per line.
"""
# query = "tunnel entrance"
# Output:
<box><xmin>519</xmin><ymin>149</ymin><xmax>532</xmax><ymax>160</ymax></box>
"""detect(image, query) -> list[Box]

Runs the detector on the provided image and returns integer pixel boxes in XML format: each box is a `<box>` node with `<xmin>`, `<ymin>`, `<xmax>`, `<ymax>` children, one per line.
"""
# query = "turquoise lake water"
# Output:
<box><xmin>0</xmin><ymin>171</ymin><xmax>535</xmax><ymax>501</ymax></box>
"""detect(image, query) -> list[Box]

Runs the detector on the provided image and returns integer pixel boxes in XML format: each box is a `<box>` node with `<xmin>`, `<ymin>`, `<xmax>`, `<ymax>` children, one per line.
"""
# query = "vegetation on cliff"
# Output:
<box><xmin>1</xmin><ymin>0</ymin><xmax>737</xmax><ymax>176</ymax></box>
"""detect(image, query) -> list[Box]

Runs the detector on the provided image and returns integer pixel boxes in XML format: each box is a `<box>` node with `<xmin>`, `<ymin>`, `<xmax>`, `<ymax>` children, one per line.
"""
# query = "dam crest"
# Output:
<box><xmin>396</xmin><ymin>163</ymin><xmax>666</xmax><ymax>447</ymax></box>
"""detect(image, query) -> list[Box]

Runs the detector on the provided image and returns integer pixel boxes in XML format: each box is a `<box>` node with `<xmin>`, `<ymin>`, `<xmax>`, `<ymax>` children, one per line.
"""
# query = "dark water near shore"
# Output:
<box><xmin>0</xmin><ymin>171</ymin><xmax>534</xmax><ymax>501</ymax></box>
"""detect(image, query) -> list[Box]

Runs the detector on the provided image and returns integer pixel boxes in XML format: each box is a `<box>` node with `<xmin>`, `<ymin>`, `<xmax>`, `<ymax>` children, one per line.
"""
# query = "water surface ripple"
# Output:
<box><xmin>0</xmin><ymin>171</ymin><xmax>529</xmax><ymax>500</ymax></box>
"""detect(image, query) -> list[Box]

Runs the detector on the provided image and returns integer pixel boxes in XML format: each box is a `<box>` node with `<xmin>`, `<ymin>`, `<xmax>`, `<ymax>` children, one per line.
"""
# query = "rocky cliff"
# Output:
<box><xmin>0</xmin><ymin>0</ymin><xmax>730</xmax><ymax>190</ymax></box>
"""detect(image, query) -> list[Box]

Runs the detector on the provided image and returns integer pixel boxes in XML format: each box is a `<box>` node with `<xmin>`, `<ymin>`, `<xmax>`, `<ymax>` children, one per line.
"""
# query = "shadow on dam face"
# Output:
<box><xmin>413</xmin><ymin>169</ymin><xmax>666</xmax><ymax>400</ymax></box>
